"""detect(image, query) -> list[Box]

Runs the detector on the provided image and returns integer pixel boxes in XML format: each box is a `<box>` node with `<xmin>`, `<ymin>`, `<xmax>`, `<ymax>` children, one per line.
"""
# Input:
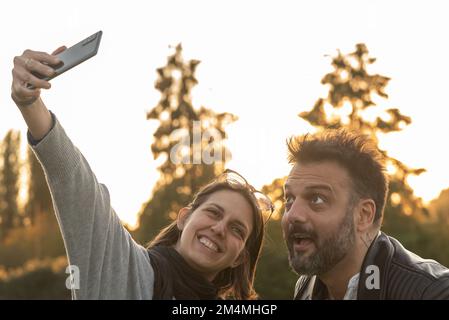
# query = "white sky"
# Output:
<box><xmin>1</xmin><ymin>0</ymin><xmax>449</xmax><ymax>228</ymax></box>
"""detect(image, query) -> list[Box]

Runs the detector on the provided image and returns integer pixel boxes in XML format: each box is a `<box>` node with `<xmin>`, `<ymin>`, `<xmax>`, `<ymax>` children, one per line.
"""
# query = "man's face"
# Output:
<box><xmin>282</xmin><ymin>161</ymin><xmax>357</xmax><ymax>276</ymax></box>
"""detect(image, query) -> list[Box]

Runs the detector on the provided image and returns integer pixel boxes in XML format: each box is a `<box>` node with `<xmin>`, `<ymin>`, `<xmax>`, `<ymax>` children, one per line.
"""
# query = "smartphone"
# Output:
<box><xmin>29</xmin><ymin>30</ymin><xmax>102</xmax><ymax>88</ymax></box>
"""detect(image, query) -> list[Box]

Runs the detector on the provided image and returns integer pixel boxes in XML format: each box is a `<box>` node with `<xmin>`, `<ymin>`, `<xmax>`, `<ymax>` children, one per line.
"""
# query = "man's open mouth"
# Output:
<box><xmin>292</xmin><ymin>234</ymin><xmax>315</xmax><ymax>250</ymax></box>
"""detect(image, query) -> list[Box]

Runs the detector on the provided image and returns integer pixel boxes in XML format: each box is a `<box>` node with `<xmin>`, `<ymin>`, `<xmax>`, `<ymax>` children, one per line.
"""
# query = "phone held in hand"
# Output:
<box><xmin>28</xmin><ymin>30</ymin><xmax>102</xmax><ymax>88</ymax></box>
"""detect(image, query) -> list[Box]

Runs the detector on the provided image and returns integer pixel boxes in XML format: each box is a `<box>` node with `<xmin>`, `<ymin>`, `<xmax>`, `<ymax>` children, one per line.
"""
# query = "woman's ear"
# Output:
<box><xmin>176</xmin><ymin>207</ymin><xmax>191</xmax><ymax>231</ymax></box>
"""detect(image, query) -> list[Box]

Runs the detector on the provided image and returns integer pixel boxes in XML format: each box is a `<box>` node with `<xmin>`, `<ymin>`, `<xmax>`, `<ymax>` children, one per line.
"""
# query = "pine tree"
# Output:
<box><xmin>134</xmin><ymin>44</ymin><xmax>236</xmax><ymax>244</ymax></box>
<box><xmin>298</xmin><ymin>43</ymin><xmax>427</xmax><ymax>219</ymax></box>
<box><xmin>0</xmin><ymin>130</ymin><xmax>22</xmax><ymax>240</ymax></box>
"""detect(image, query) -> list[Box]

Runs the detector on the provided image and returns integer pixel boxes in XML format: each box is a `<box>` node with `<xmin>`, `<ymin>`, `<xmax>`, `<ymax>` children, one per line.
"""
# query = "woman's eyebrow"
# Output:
<box><xmin>207</xmin><ymin>203</ymin><xmax>225</xmax><ymax>212</ymax></box>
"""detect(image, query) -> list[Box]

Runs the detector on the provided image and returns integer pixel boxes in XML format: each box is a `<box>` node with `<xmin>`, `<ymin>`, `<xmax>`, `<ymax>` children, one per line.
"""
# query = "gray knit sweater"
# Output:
<box><xmin>28</xmin><ymin>112</ymin><xmax>154</xmax><ymax>299</ymax></box>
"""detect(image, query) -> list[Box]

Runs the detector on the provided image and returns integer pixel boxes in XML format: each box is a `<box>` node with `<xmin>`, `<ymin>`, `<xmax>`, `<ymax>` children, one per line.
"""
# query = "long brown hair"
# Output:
<box><xmin>147</xmin><ymin>180</ymin><xmax>265</xmax><ymax>300</ymax></box>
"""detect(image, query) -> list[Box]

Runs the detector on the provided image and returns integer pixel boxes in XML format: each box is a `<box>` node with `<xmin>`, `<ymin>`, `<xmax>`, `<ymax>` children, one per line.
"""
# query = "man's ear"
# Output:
<box><xmin>355</xmin><ymin>199</ymin><xmax>376</xmax><ymax>233</ymax></box>
<box><xmin>177</xmin><ymin>207</ymin><xmax>191</xmax><ymax>231</ymax></box>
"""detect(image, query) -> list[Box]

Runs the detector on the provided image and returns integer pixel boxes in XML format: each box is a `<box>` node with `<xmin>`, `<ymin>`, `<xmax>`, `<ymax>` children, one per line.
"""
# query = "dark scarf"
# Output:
<box><xmin>147</xmin><ymin>245</ymin><xmax>219</xmax><ymax>300</ymax></box>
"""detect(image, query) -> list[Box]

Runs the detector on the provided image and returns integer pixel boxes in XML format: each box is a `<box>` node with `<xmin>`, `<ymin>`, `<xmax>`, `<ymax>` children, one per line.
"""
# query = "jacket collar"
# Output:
<box><xmin>357</xmin><ymin>231</ymin><xmax>394</xmax><ymax>299</ymax></box>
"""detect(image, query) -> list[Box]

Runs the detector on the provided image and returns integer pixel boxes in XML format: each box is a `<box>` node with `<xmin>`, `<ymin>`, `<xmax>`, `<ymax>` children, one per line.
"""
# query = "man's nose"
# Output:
<box><xmin>286</xmin><ymin>199</ymin><xmax>309</xmax><ymax>225</ymax></box>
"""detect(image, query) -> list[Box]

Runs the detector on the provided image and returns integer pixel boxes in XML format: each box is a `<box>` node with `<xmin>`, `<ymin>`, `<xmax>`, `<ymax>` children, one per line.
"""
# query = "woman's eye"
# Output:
<box><xmin>231</xmin><ymin>226</ymin><xmax>244</xmax><ymax>238</ymax></box>
<box><xmin>207</xmin><ymin>209</ymin><xmax>220</xmax><ymax>217</ymax></box>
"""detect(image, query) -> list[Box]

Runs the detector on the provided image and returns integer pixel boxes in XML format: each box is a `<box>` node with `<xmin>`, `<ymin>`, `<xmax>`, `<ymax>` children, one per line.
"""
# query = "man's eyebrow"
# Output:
<box><xmin>304</xmin><ymin>185</ymin><xmax>334</xmax><ymax>195</ymax></box>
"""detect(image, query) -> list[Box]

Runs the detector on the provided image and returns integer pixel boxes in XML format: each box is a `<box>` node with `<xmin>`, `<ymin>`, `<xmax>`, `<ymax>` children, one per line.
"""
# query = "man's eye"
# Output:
<box><xmin>284</xmin><ymin>195</ymin><xmax>294</xmax><ymax>212</ymax></box>
<box><xmin>310</xmin><ymin>194</ymin><xmax>325</xmax><ymax>205</ymax></box>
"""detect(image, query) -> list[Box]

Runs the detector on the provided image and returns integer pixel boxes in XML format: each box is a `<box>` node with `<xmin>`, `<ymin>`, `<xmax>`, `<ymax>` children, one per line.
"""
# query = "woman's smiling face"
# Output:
<box><xmin>174</xmin><ymin>189</ymin><xmax>254</xmax><ymax>281</ymax></box>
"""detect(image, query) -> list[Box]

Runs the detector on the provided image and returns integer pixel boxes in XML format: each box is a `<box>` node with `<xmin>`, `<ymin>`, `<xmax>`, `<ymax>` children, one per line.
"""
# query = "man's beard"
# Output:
<box><xmin>287</xmin><ymin>207</ymin><xmax>356</xmax><ymax>276</ymax></box>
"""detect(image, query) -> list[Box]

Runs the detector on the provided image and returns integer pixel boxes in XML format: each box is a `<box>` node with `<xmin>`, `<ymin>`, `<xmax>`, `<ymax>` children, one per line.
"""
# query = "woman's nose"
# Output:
<box><xmin>210</xmin><ymin>220</ymin><xmax>226</xmax><ymax>237</ymax></box>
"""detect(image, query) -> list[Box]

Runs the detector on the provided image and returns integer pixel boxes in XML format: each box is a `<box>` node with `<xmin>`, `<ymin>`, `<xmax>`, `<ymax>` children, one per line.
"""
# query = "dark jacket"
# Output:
<box><xmin>294</xmin><ymin>232</ymin><xmax>449</xmax><ymax>299</ymax></box>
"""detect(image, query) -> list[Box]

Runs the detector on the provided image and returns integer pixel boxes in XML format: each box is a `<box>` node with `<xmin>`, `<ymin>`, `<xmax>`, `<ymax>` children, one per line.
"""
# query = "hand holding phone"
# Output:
<box><xmin>28</xmin><ymin>30</ymin><xmax>103</xmax><ymax>88</ymax></box>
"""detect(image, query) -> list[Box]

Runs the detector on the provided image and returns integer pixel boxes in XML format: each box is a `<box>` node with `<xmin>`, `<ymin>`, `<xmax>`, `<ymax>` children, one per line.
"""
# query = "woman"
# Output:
<box><xmin>147</xmin><ymin>172</ymin><xmax>272</xmax><ymax>299</ymax></box>
<box><xmin>10</xmin><ymin>47</ymin><xmax>273</xmax><ymax>299</ymax></box>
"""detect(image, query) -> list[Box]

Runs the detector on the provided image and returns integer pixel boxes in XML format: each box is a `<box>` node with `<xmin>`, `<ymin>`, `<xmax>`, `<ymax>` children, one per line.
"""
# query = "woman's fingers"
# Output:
<box><xmin>51</xmin><ymin>45</ymin><xmax>67</xmax><ymax>56</ymax></box>
<box><xmin>22</xmin><ymin>57</ymin><xmax>56</xmax><ymax>80</ymax></box>
<box><xmin>13</xmin><ymin>63</ymin><xmax>52</xmax><ymax>89</ymax></box>
<box><xmin>23</xmin><ymin>49</ymin><xmax>61</xmax><ymax>66</ymax></box>
<box><xmin>20</xmin><ymin>49</ymin><xmax>60</xmax><ymax>85</ymax></box>
<box><xmin>11</xmin><ymin>49</ymin><xmax>58</xmax><ymax>108</ymax></box>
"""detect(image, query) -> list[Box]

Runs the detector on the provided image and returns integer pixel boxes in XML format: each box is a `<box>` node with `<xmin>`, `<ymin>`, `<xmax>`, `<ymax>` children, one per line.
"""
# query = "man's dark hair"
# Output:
<box><xmin>287</xmin><ymin>128</ymin><xmax>389</xmax><ymax>226</ymax></box>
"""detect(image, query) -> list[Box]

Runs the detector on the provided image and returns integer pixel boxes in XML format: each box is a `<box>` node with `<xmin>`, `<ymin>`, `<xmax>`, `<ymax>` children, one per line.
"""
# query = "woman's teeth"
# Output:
<box><xmin>199</xmin><ymin>236</ymin><xmax>219</xmax><ymax>252</ymax></box>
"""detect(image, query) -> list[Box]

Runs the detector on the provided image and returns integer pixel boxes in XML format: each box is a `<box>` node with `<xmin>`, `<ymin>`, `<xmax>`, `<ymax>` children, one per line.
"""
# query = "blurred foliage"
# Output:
<box><xmin>429</xmin><ymin>188</ymin><xmax>449</xmax><ymax>225</ymax></box>
<box><xmin>25</xmin><ymin>147</ymin><xmax>54</xmax><ymax>226</ymax></box>
<box><xmin>381</xmin><ymin>196</ymin><xmax>449</xmax><ymax>267</ymax></box>
<box><xmin>0</xmin><ymin>130</ymin><xmax>67</xmax><ymax>298</ymax></box>
<box><xmin>0</xmin><ymin>213</ymin><xmax>65</xmax><ymax>269</ymax></box>
<box><xmin>134</xmin><ymin>44</ymin><xmax>236</xmax><ymax>244</ymax></box>
<box><xmin>0</xmin><ymin>204</ymin><xmax>67</xmax><ymax>299</ymax></box>
<box><xmin>0</xmin><ymin>256</ymin><xmax>70</xmax><ymax>299</ymax></box>
<box><xmin>0</xmin><ymin>130</ymin><xmax>21</xmax><ymax>240</ymax></box>
<box><xmin>402</xmin><ymin>188</ymin><xmax>449</xmax><ymax>267</ymax></box>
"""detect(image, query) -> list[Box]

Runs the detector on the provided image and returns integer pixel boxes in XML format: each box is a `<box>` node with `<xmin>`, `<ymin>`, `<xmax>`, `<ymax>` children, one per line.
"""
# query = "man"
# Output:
<box><xmin>282</xmin><ymin>129</ymin><xmax>449</xmax><ymax>299</ymax></box>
